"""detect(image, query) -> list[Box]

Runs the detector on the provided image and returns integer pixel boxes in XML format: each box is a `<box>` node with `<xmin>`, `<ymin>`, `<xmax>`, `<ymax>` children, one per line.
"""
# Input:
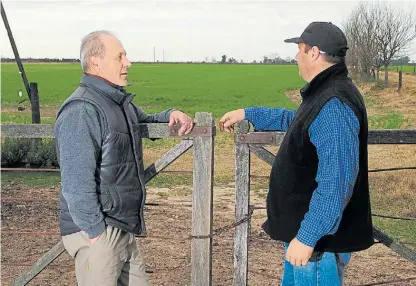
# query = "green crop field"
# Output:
<box><xmin>1</xmin><ymin>63</ymin><xmax>410</xmax><ymax>129</ymax></box>
<box><xmin>1</xmin><ymin>63</ymin><xmax>303</xmax><ymax>123</ymax></box>
<box><xmin>387</xmin><ymin>65</ymin><xmax>416</xmax><ymax>73</ymax></box>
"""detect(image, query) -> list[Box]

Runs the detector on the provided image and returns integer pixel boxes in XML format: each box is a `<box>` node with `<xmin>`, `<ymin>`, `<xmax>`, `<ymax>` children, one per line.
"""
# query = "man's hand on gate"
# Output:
<box><xmin>169</xmin><ymin>110</ymin><xmax>194</xmax><ymax>136</ymax></box>
<box><xmin>218</xmin><ymin>109</ymin><xmax>245</xmax><ymax>133</ymax></box>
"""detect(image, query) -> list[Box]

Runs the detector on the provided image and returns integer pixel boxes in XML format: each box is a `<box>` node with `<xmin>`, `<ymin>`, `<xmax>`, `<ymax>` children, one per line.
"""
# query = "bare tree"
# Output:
<box><xmin>343</xmin><ymin>2</ymin><xmax>380</xmax><ymax>75</ymax></box>
<box><xmin>343</xmin><ymin>1</ymin><xmax>416</xmax><ymax>84</ymax></box>
<box><xmin>374</xmin><ymin>2</ymin><xmax>416</xmax><ymax>84</ymax></box>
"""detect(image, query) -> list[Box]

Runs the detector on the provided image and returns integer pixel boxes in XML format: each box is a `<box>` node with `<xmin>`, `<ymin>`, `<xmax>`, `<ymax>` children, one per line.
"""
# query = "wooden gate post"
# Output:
<box><xmin>191</xmin><ymin>112</ymin><xmax>215</xmax><ymax>286</ymax></box>
<box><xmin>233</xmin><ymin>120</ymin><xmax>251</xmax><ymax>286</ymax></box>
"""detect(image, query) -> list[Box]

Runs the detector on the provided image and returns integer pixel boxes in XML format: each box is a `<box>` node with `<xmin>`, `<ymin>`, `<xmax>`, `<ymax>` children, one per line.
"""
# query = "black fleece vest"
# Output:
<box><xmin>262</xmin><ymin>63</ymin><xmax>374</xmax><ymax>253</ymax></box>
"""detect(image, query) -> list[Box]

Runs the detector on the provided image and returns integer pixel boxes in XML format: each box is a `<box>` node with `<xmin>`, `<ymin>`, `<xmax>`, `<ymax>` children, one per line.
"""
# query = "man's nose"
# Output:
<box><xmin>124</xmin><ymin>57</ymin><xmax>132</xmax><ymax>68</ymax></box>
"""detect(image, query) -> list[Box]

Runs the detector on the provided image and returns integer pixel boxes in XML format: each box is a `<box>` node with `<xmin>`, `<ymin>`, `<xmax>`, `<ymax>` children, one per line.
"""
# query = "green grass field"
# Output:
<box><xmin>388</xmin><ymin>65</ymin><xmax>416</xmax><ymax>73</ymax></box>
<box><xmin>2</xmin><ymin>63</ymin><xmax>410</xmax><ymax>129</ymax></box>
<box><xmin>1</xmin><ymin>63</ymin><xmax>302</xmax><ymax>122</ymax></box>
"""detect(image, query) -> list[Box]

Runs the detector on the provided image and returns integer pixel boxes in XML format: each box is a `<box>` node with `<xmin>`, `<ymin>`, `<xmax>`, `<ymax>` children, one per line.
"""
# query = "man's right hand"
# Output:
<box><xmin>89</xmin><ymin>232</ymin><xmax>103</xmax><ymax>245</ymax></box>
<box><xmin>218</xmin><ymin>109</ymin><xmax>245</xmax><ymax>133</ymax></box>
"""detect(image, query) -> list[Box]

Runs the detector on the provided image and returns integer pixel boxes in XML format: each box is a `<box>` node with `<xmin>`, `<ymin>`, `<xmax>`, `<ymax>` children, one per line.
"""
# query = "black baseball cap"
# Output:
<box><xmin>284</xmin><ymin>22</ymin><xmax>348</xmax><ymax>57</ymax></box>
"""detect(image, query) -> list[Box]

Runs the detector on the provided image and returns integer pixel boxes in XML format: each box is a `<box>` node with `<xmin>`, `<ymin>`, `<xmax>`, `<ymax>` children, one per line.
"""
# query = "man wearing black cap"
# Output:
<box><xmin>219</xmin><ymin>22</ymin><xmax>373</xmax><ymax>285</ymax></box>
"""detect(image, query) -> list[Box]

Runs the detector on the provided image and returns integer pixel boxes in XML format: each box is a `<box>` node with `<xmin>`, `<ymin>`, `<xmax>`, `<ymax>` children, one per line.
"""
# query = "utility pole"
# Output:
<box><xmin>163</xmin><ymin>50</ymin><xmax>165</xmax><ymax>62</ymax></box>
<box><xmin>153</xmin><ymin>46</ymin><xmax>155</xmax><ymax>63</ymax></box>
<box><xmin>1</xmin><ymin>1</ymin><xmax>31</xmax><ymax>100</ymax></box>
<box><xmin>1</xmin><ymin>1</ymin><xmax>40</xmax><ymax>123</ymax></box>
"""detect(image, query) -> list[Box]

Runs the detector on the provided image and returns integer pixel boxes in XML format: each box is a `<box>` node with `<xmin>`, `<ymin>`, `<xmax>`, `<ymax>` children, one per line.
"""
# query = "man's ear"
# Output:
<box><xmin>89</xmin><ymin>56</ymin><xmax>100</xmax><ymax>73</ymax></box>
<box><xmin>311</xmin><ymin>46</ymin><xmax>321</xmax><ymax>62</ymax></box>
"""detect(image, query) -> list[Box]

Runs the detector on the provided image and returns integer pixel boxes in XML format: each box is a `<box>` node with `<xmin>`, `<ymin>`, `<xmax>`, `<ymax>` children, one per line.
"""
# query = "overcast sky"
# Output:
<box><xmin>1</xmin><ymin>0</ymin><xmax>416</xmax><ymax>63</ymax></box>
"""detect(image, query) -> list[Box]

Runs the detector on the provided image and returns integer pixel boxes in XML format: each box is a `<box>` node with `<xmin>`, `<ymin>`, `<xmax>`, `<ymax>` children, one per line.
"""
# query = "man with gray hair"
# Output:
<box><xmin>55</xmin><ymin>30</ymin><xmax>194</xmax><ymax>285</ymax></box>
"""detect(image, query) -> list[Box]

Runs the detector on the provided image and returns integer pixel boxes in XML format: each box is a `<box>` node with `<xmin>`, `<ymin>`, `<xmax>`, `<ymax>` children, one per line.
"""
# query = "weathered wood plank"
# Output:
<box><xmin>144</xmin><ymin>140</ymin><xmax>193</xmax><ymax>183</ymax></box>
<box><xmin>237</xmin><ymin>129</ymin><xmax>416</xmax><ymax>145</ymax></box>
<box><xmin>0</xmin><ymin>123</ymin><xmax>173</xmax><ymax>138</ymax></box>
<box><xmin>191</xmin><ymin>112</ymin><xmax>214</xmax><ymax>286</ymax></box>
<box><xmin>140</xmin><ymin>124</ymin><xmax>214</xmax><ymax>138</ymax></box>
<box><xmin>248</xmin><ymin>145</ymin><xmax>275</xmax><ymax>166</ymax></box>
<box><xmin>12</xmin><ymin>241</ymin><xmax>65</xmax><ymax>286</ymax></box>
<box><xmin>373</xmin><ymin>226</ymin><xmax>416</xmax><ymax>264</ymax></box>
<box><xmin>231</xmin><ymin>121</ymin><xmax>416</xmax><ymax>145</ymax></box>
<box><xmin>1</xmin><ymin>123</ymin><xmax>214</xmax><ymax>139</ymax></box>
<box><xmin>2</xmin><ymin>123</ymin><xmax>416</xmax><ymax>145</ymax></box>
<box><xmin>233</xmin><ymin>121</ymin><xmax>251</xmax><ymax>286</ymax></box>
<box><xmin>368</xmin><ymin>129</ymin><xmax>416</xmax><ymax>144</ymax></box>
<box><xmin>137</xmin><ymin>123</ymin><xmax>171</xmax><ymax>138</ymax></box>
<box><xmin>1</xmin><ymin>124</ymin><xmax>54</xmax><ymax>138</ymax></box>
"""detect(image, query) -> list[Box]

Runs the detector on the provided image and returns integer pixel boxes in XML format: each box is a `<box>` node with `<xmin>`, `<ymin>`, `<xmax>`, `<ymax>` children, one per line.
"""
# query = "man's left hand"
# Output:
<box><xmin>285</xmin><ymin>237</ymin><xmax>314</xmax><ymax>266</ymax></box>
<box><xmin>169</xmin><ymin>110</ymin><xmax>194</xmax><ymax>136</ymax></box>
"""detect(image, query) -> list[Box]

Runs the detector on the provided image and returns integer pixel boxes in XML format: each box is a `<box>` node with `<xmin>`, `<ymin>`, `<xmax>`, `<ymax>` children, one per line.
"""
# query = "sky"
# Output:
<box><xmin>1</xmin><ymin>0</ymin><xmax>416</xmax><ymax>63</ymax></box>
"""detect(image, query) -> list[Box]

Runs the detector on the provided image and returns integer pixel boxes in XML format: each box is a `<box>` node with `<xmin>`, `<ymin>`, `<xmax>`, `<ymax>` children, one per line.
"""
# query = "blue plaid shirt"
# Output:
<box><xmin>245</xmin><ymin>97</ymin><xmax>360</xmax><ymax>247</ymax></box>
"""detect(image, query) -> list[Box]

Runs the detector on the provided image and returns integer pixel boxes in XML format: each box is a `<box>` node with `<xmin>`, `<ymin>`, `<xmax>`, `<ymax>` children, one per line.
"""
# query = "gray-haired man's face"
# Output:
<box><xmin>91</xmin><ymin>35</ymin><xmax>132</xmax><ymax>86</ymax></box>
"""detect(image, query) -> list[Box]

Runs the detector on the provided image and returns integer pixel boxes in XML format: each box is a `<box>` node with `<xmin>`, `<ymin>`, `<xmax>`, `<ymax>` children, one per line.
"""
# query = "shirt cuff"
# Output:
<box><xmin>244</xmin><ymin>107</ymin><xmax>257</xmax><ymax>123</ymax></box>
<box><xmin>85</xmin><ymin>220</ymin><xmax>106</xmax><ymax>239</ymax></box>
<box><xmin>296</xmin><ymin>227</ymin><xmax>321</xmax><ymax>248</ymax></box>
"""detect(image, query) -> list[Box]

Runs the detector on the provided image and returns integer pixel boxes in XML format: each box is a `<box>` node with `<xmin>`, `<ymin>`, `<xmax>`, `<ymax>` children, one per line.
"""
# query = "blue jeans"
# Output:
<box><xmin>281</xmin><ymin>243</ymin><xmax>351</xmax><ymax>286</ymax></box>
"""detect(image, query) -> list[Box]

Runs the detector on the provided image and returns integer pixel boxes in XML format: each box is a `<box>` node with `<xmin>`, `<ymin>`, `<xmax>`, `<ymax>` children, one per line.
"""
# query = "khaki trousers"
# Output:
<box><xmin>62</xmin><ymin>225</ymin><xmax>149</xmax><ymax>286</ymax></box>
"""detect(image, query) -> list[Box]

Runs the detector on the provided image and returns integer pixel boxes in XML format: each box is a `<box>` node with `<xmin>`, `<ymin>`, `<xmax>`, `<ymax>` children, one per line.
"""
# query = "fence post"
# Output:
<box><xmin>191</xmin><ymin>112</ymin><xmax>214</xmax><ymax>286</ymax></box>
<box><xmin>30</xmin><ymin>82</ymin><xmax>40</xmax><ymax>124</ymax></box>
<box><xmin>233</xmin><ymin>120</ymin><xmax>251</xmax><ymax>286</ymax></box>
<box><xmin>413</xmin><ymin>66</ymin><xmax>415</xmax><ymax>75</ymax></box>
<box><xmin>398</xmin><ymin>71</ymin><xmax>403</xmax><ymax>91</ymax></box>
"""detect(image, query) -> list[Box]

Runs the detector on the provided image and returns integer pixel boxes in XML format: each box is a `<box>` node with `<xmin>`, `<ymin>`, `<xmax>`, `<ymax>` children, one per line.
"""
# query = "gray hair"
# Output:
<box><xmin>80</xmin><ymin>30</ymin><xmax>114</xmax><ymax>72</ymax></box>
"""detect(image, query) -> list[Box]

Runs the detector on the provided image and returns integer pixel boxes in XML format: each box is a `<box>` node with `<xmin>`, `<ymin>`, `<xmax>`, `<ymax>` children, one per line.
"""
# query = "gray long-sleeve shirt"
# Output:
<box><xmin>55</xmin><ymin>83</ymin><xmax>173</xmax><ymax>238</ymax></box>
<box><xmin>55</xmin><ymin>101</ymin><xmax>106</xmax><ymax>238</ymax></box>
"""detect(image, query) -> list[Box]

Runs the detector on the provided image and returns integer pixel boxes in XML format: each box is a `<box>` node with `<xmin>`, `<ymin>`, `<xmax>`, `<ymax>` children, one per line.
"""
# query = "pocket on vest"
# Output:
<box><xmin>275</xmin><ymin>163</ymin><xmax>316</xmax><ymax>212</ymax></box>
<box><xmin>117</xmin><ymin>187</ymin><xmax>142</xmax><ymax>217</ymax></box>
<box><xmin>98</xmin><ymin>186</ymin><xmax>121</xmax><ymax>215</ymax></box>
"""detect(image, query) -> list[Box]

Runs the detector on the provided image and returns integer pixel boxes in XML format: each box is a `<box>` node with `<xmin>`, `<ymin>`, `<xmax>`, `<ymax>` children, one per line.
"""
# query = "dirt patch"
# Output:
<box><xmin>285</xmin><ymin>89</ymin><xmax>302</xmax><ymax>105</ymax></box>
<box><xmin>2</xmin><ymin>184</ymin><xmax>416</xmax><ymax>285</ymax></box>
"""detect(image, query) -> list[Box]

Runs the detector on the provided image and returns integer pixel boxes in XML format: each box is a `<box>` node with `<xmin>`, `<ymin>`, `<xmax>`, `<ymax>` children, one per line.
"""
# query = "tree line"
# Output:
<box><xmin>343</xmin><ymin>1</ymin><xmax>416</xmax><ymax>82</ymax></box>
